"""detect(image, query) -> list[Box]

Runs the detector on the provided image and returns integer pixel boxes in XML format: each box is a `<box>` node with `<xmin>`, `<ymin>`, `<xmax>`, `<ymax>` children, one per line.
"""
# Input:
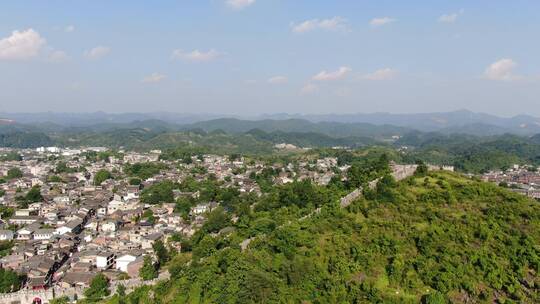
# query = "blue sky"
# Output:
<box><xmin>1</xmin><ymin>0</ymin><xmax>539</xmax><ymax>116</ymax></box>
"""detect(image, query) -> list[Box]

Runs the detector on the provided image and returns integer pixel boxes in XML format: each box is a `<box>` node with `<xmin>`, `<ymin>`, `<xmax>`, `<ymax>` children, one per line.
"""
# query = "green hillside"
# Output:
<box><xmin>103</xmin><ymin>171</ymin><xmax>540</xmax><ymax>304</ymax></box>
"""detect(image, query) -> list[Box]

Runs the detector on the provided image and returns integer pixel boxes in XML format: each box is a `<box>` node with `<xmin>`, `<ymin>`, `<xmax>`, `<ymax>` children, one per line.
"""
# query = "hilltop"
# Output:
<box><xmin>101</xmin><ymin>171</ymin><xmax>540</xmax><ymax>303</ymax></box>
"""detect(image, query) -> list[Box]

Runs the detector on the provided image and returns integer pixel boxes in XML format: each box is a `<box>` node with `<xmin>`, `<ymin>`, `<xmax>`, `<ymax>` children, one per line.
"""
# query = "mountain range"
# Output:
<box><xmin>1</xmin><ymin>110</ymin><xmax>540</xmax><ymax>136</ymax></box>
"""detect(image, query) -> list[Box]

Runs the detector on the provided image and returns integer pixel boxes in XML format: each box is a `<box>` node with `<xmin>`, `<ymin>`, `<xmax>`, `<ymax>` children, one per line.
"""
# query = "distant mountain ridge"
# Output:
<box><xmin>181</xmin><ymin>118</ymin><xmax>410</xmax><ymax>139</ymax></box>
<box><xmin>261</xmin><ymin>110</ymin><xmax>540</xmax><ymax>135</ymax></box>
<box><xmin>2</xmin><ymin>109</ymin><xmax>540</xmax><ymax>136</ymax></box>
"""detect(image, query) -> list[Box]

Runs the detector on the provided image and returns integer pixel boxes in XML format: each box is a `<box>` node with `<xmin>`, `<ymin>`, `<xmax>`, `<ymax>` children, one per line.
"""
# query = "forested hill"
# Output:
<box><xmin>182</xmin><ymin>118</ymin><xmax>411</xmax><ymax>138</ymax></box>
<box><xmin>103</xmin><ymin>171</ymin><xmax>540</xmax><ymax>304</ymax></box>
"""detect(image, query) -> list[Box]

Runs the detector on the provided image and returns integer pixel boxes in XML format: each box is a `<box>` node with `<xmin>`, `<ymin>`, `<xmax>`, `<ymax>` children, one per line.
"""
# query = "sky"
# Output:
<box><xmin>0</xmin><ymin>0</ymin><xmax>539</xmax><ymax>116</ymax></box>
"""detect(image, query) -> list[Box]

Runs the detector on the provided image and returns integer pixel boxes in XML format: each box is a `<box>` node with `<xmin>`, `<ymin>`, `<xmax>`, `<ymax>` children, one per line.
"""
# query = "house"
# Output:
<box><xmin>101</xmin><ymin>221</ymin><xmax>118</xmax><ymax>233</ymax></box>
<box><xmin>0</xmin><ymin>253</ymin><xmax>25</xmax><ymax>269</ymax></box>
<box><xmin>55</xmin><ymin>218</ymin><xmax>83</xmax><ymax>235</ymax></box>
<box><xmin>0</xmin><ymin>230</ymin><xmax>14</xmax><ymax>241</ymax></box>
<box><xmin>16</xmin><ymin>226</ymin><xmax>36</xmax><ymax>241</ymax></box>
<box><xmin>53</xmin><ymin>196</ymin><xmax>70</xmax><ymax>204</ymax></box>
<box><xmin>8</xmin><ymin>215</ymin><xmax>41</xmax><ymax>225</ymax></box>
<box><xmin>115</xmin><ymin>253</ymin><xmax>138</xmax><ymax>272</ymax></box>
<box><xmin>126</xmin><ymin>185</ymin><xmax>140</xmax><ymax>199</ymax></box>
<box><xmin>60</xmin><ymin>271</ymin><xmax>97</xmax><ymax>288</ymax></box>
<box><xmin>34</xmin><ymin>229</ymin><xmax>55</xmax><ymax>241</ymax></box>
<box><xmin>141</xmin><ymin>232</ymin><xmax>163</xmax><ymax>250</ymax></box>
<box><xmin>191</xmin><ymin>202</ymin><xmax>218</xmax><ymax>215</ymax></box>
<box><xmin>96</xmin><ymin>252</ymin><xmax>115</xmax><ymax>269</ymax></box>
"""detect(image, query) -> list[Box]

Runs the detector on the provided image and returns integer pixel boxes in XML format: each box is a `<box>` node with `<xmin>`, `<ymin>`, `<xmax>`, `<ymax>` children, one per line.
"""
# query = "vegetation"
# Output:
<box><xmin>0</xmin><ymin>242</ymin><xmax>13</xmax><ymax>257</ymax></box>
<box><xmin>140</xmin><ymin>181</ymin><xmax>176</xmax><ymax>204</ymax></box>
<box><xmin>25</xmin><ymin>186</ymin><xmax>43</xmax><ymax>203</ymax></box>
<box><xmin>6</xmin><ymin>168</ymin><xmax>22</xmax><ymax>179</ymax></box>
<box><xmin>400</xmin><ymin>134</ymin><xmax>540</xmax><ymax>173</ymax></box>
<box><xmin>139</xmin><ymin>256</ymin><xmax>158</xmax><ymax>280</ymax></box>
<box><xmin>0</xmin><ymin>206</ymin><xmax>13</xmax><ymax>219</ymax></box>
<box><xmin>94</xmin><ymin>169</ymin><xmax>112</xmax><ymax>186</ymax></box>
<box><xmin>117</xmin><ymin>171</ymin><xmax>539</xmax><ymax>303</ymax></box>
<box><xmin>54</xmin><ymin>162</ymin><xmax>78</xmax><ymax>174</ymax></box>
<box><xmin>49</xmin><ymin>296</ymin><xmax>70</xmax><ymax>304</ymax></box>
<box><xmin>0</xmin><ymin>268</ymin><xmax>23</xmax><ymax>293</ymax></box>
<box><xmin>0</xmin><ymin>152</ymin><xmax>22</xmax><ymax>162</ymax></box>
<box><xmin>124</xmin><ymin>162</ymin><xmax>168</xmax><ymax>180</ymax></box>
<box><xmin>84</xmin><ymin>273</ymin><xmax>110</xmax><ymax>302</ymax></box>
<box><xmin>0</xmin><ymin>132</ymin><xmax>53</xmax><ymax>148</ymax></box>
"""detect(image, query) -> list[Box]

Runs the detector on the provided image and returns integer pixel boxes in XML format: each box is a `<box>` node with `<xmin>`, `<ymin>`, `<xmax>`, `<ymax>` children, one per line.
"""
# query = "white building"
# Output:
<box><xmin>101</xmin><ymin>221</ymin><xmax>117</xmax><ymax>232</ymax></box>
<box><xmin>96</xmin><ymin>252</ymin><xmax>115</xmax><ymax>269</ymax></box>
<box><xmin>34</xmin><ymin>229</ymin><xmax>55</xmax><ymax>241</ymax></box>
<box><xmin>115</xmin><ymin>254</ymin><xmax>138</xmax><ymax>272</ymax></box>
<box><xmin>0</xmin><ymin>230</ymin><xmax>14</xmax><ymax>241</ymax></box>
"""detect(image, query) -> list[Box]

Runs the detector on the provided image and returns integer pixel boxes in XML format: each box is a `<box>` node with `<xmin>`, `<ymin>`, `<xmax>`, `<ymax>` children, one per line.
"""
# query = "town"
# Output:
<box><xmin>0</xmin><ymin>146</ymin><xmax>346</xmax><ymax>303</ymax></box>
<box><xmin>0</xmin><ymin>145</ymin><xmax>538</xmax><ymax>304</ymax></box>
<box><xmin>481</xmin><ymin>165</ymin><xmax>540</xmax><ymax>199</ymax></box>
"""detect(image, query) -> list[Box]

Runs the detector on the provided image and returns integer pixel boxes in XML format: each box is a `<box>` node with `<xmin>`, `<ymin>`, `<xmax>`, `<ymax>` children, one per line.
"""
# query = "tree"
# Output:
<box><xmin>116</xmin><ymin>283</ymin><xmax>126</xmax><ymax>304</ymax></box>
<box><xmin>55</xmin><ymin>162</ymin><xmax>77</xmax><ymax>174</ymax></box>
<box><xmin>141</xmin><ymin>209</ymin><xmax>155</xmax><ymax>224</ymax></box>
<box><xmin>140</xmin><ymin>181</ymin><xmax>175</xmax><ymax>204</ymax></box>
<box><xmin>0</xmin><ymin>206</ymin><xmax>13</xmax><ymax>219</ymax></box>
<box><xmin>0</xmin><ymin>268</ymin><xmax>22</xmax><ymax>293</ymax></box>
<box><xmin>93</xmin><ymin>169</ymin><xmax>112</xmax><ymax>186</ymax></box>
<box><xmin>47</xmin><ymin>175</ymin><xmax>63</xmax><ymax>183</ymax></box>
<box><xmin>139</xmin><ymin>256</ymin><xmax>158</xmax><ymax>280</ymax></box>
<box><xmin>415</xmin><ymin>161</ymin><xmax>429</xmax><ymax>177</ymax></box>
<box><xmin>203</xmin><ymin>207</ymin><xmax>230</xmax><ymax>233</ymax></box>
<box><xmin>422</xmin><ymin>291</ymin><xmax>448</xmax><ymax>304</ymax></box>
<box><xmin>175</xmin><ymin>196</ymin><xmax>193</xmax><ymax>219</ymax></box>
<box><xmin>129</xmin><ymin>178</ymin><xmax>141</xmax><ymax>186</ymax></box>
<box><xmin>25</xmin><ymin>186</ymin><xmax>43</xmax><ymax>203</ymax></box>
<box><xmin>6</xmin><ymin>168</ymin><xmax>22</xmax><ymax>179</ymax></box>
<box><xmin>153</xmin><ymin>240</ymin><xmax>170</xmax><ymax>266</ymax></box>
<box><xmin>84</xmin><ymin>273</ymin><xmax>110</xmax><ymax>301</ymax></box>
<box><xmin>49</xmin><ymin>296</ymin><xmax>70</xmax><ymax>304</ymax></box>
<box><xmin>0</xmin><ymin>152</ymin><xmax>22</xmax><ymax>162</ymax></box>
<box><xmin>375</xmin><ymin>174</ymin><xmax>399</xmax><ymax>203</ymax></box>
<box><xmin>124</xmin><ymin>162</ymin><xmax>167</xmax><ymax>180</ymax></box>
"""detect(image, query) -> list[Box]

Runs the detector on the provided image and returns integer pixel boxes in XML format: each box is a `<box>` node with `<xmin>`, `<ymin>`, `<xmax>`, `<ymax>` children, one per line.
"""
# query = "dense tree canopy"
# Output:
<box><xmin>94</xmin><ymin>169</ymin><xmax>112</xmax><ymax>186</ymax></box>
<box><xmin>113</xmin><ymin>172</ymin><xmax>540</xmax><ymax>303</ymax></box>
<box><xmin>124</xmin><ymin>162</ymin><xmax>168</xmax><ymax>180</ymax></box>
<box><xmin>84</xmin><ymin>273</ymin><xmax>110</xmax><ymax>301</ymax></box>
<box><xmin>6</xmin><ymin>168</ymin><xmax>22</xmax><ymax>179</ymax></box>
<box><xmin>139</xmin><ymin>256</ymin><xmax>158</xmax><ymax>280</ymax></box>
<box><xmin>140</xmin><ymin>180</ymin><xmax>176</xmax><ymax>204</ymax></box>
<box><xmin>0</xmin><ymin>268</ymin><xmax>22</xmax><ymax>293</ymax></box>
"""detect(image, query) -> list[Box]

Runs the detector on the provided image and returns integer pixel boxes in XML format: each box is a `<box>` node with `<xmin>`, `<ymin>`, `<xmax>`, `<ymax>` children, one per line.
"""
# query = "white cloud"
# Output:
<box><xmin>64</xmin><ymin>25</ymin><xmax>75</xmax><ymax>33</ymax></box>
<box><xmin>364</xmin><ymin>68</ymin><xmax>398</xmax><ymax>80</ymax></box>
<box><xmin>438</xmin><ymin>13</ymin><xmax>458</xmax><ymax>23</ymax></box>
<box><xmin>268</xmin><ymin>76</ymin><xmax>288</xmax><ymax>84</ymax></box>
<box><xmin>172</xmin><ymin>49</ymin><xmax>220</xmax><ymax>62</ymax></box>
<box><xmin>301</xmin><ymin>83</ymin><xmax>318</xmax><ymax>95</ymax></box>
<box><xmin>0</xmin><ymin>29</ymin><xmax>46</xmax><ymax>60</ymax></box>
<box><xmin>484</xmin><ymin>58</ymin><xmax>521</xmax><ymax>81</ymax></box>
<box><xmin>438</xmin><ymin>9</ymin><xmax>464</xmax><ymax>23</ymax></box>
<box><xmin>312</xmin><ymin>66</ymin><xmax>352</xmax><ymax>81</ymax></box>
<box><xmin>142</xmin><ymin>73</ymin><xmax>166</xmax><ymax>83</ymax></box>
<box><xmin>48</xmin><ymin>50</ymin><xmax>69</xmax><ymax>62</ymax></box>
<box><xmin>84</xmin><ymin>46</ymin><xmax>110</xmax><ymax>60</ymax></box>
<box><xmin>370</xmin><ymin>17</ymin><xmax>396</xmax><ymax>27</ymax></box>
<box><xmin>292</xmin><ymin>17</ymin><xmax>348</xmax><ymax>33</ymax></box>
<box><xmin>226</xmin><ymin>0</ymin><xmax>255</xmax><ymax>10</ymax></box>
